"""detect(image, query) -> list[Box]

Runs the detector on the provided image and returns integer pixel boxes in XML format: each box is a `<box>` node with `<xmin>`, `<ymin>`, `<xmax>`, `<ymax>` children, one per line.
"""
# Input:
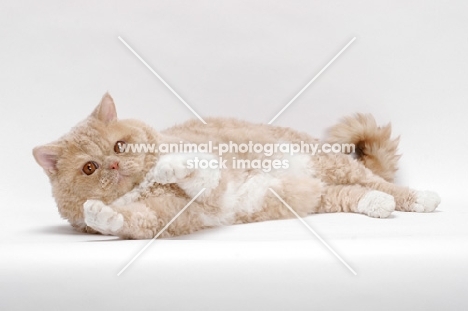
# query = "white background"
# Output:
<box><xmin>1</xmin><ymin>1</ymin><xmax>467</xmax><ymax>310</ymax></box>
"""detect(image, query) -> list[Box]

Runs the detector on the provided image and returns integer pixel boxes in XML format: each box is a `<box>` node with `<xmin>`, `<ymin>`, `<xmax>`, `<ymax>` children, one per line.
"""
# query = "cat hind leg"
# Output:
<box><xmin>321</xmin><ymin>185</ymin><xmax>395</xmax><ymax>218</ymax></box>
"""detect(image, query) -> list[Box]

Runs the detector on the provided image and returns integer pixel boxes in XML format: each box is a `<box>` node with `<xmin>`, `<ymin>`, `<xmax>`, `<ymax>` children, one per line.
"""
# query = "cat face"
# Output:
<box><xmin>33</xmin><ymin>94</ymin><xmax>158</xmax><ymax>222</ymax></box>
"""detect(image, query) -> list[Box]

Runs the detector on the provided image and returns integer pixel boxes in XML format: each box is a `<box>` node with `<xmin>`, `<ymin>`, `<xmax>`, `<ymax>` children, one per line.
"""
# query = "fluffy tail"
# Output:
<box><xmin>326</xmin><ymin>113</ymin><xmax>401</xmax><ymax>182</ymax></box>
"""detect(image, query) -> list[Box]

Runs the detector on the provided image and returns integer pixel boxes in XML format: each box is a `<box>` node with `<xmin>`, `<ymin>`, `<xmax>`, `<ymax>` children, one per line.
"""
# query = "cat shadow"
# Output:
<box><xmin>33</xmin><ymin>224</ymin><xmax>86</xmax><ymax>236</ymax></box>
<box><xmin>32</xmin><ymin>210</ymin><xmax>442</xmax><ymax>241</ymax></box>
<box><xmin>33</xmin><ymin>225</ymin><xmax>124</xmax><ymax>242</ymax></box>
<box><xmin>84</xmin><ymin>237</ymin><xmax>123</xmax><ymax>242</ymax></box>
<box><xmin>33</xmin><ymin>223</ymin><xmax>217</xmax><ymax>241</ymax></box>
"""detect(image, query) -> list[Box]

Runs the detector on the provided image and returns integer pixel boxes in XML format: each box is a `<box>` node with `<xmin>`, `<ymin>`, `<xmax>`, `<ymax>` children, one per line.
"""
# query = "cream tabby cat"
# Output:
<box><xmin>33</xmin><ymin>94</ymin><xmax>440</xmax><ymax>239</ymax></box>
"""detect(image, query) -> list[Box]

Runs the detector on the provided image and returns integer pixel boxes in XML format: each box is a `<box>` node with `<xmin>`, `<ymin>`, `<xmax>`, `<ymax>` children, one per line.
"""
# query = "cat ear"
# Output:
<box><xmin>91</xmin><ymin>92</ymin><xmax>117</xmax><ymax>123</ymax></box>
<box><xmin>33</xmin><ymin>144</ymin><xmax>61</xmax><ymax>175</ymax></box>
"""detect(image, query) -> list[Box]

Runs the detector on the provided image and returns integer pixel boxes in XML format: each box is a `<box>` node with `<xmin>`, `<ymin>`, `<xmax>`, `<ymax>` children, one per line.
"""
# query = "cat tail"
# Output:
<box><xmin>326</xmin><ymin>113</ymin><xmax>401</xmax><ymax>182</ymax></box>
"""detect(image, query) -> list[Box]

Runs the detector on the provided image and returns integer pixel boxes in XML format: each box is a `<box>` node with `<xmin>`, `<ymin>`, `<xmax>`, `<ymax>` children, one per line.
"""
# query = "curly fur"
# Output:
<box><xmin>32</xmin><ymin>94</ymin><xmax>441</xmax><ymax>239</ymax></box>
<box><xmin>326</xmin><ymin>113</ymin><xmax>401</xmax><ymax>182</ymax></box>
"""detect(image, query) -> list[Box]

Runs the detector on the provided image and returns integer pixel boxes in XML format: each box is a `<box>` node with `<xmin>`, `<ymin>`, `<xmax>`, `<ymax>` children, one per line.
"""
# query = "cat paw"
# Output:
<box><xmin>153</xmin><ymin>154</ymin><xmax>194</xmax><ymax>184</ymax></box>
<box><xmin>83</xmin><ymin>200</ymin><xmax>124</xmax><ymax>235</ymax></box>
<box><xmin>411</xmin><ymin>191</ymin><xmax>441</xmax><ymax>212</ymax></box>
<box><xmin>357</xmin><ymin>190</ymin><xmax>395</xmax><ymax>218</ymax></box>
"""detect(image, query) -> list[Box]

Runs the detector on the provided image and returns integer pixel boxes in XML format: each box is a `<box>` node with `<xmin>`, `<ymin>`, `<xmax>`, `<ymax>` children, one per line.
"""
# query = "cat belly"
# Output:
<box><xmin>199</xmin><ymin>153</ymin><xmax>316</xmax><ymax>226</ymax></box>
<box><xmin>199</xmin><ymin>173</ymin><xmax>282</xmax><ymax>227</ymax></box>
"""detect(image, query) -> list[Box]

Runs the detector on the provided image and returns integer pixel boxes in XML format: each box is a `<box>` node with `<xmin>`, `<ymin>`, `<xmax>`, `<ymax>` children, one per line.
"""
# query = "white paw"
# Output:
<box><xmin>411</xmin><ymin>191</ymin><xmax>441</xmax><ymax>212</ymax></box>
<box><xmin>153</xmin><ymin>154</ymin><xmax>194</xmax><ymax>184</ymax></box>
<box><xmin>357</xmin><ymin>190</ymin><xmax>395</xmax><ymax>218</ymax></box>
<box><xmin>83</xmin><ymin>200</ymin><xmax>124</xmax><ymax>235</ymax></box>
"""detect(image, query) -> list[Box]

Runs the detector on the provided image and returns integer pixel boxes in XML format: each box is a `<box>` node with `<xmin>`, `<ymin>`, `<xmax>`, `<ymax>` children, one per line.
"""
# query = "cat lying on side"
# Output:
<box><xmin>33</xmin><ymin>93</ymin><xmax>440</xmax><ymax>239</ymax></box>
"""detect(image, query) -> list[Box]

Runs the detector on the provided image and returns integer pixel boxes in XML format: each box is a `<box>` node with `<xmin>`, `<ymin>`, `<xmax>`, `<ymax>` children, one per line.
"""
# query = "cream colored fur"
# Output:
<box><xmin>33</xmin><ymin>94</ymin><xmax>441</xmax><ymax>239</ymax></box>
<box><xmin>327</xmin><ymin>113</ymin><xmax>401</xmax><ymax>182</ymax></box>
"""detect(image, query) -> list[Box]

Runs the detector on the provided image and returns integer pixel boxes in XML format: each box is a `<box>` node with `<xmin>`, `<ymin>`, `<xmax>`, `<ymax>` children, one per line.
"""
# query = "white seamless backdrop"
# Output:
<box><xmin>1</xmin><ymin>1</ymin><xmax>467</xmax><ymax>310</ymax></box>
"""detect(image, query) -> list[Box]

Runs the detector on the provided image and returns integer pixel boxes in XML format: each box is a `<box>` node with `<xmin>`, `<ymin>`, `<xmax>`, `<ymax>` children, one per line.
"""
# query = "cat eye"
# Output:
<box><xmin>114</xmin><ymin>141</ymin><xmax>126</xmax><ymax>154</ymax></box>
<box><xmin>82</xmin><ymin>161</ymin><xmax>99</xmax><ymax>175</ymax></box>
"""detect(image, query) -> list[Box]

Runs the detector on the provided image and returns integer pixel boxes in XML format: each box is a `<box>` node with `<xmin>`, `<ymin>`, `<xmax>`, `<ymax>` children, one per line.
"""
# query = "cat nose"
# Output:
<box><xmin>109</xmin><ymin>161</ymin><xmax>119</xmax><ymax>170</ymax></box>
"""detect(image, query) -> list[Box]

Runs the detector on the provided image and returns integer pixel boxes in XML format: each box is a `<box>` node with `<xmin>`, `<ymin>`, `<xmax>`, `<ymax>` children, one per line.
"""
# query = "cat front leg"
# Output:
<box><xmin>84</xmin><ymin>196</ymin><xmax>208</xmax><ymax>239</ymax></box>
<box><xmin>84</xmin><ymin>198</ymin><xmax>165</xmax><ymax>239</ymax></box>
<box><xmin>83</xmin><ymin>200</ymin><xmax>124</xmax><ymax>235</ymax></box>
<box><xmin>153</xmin><ymin>153</ymin><xmax>195</xmax><ymax>184</ymax></box>
<box><xmin>153</xmin><ymin>153</ymin><xmax>221</xmax><ymax>200</ymax></box>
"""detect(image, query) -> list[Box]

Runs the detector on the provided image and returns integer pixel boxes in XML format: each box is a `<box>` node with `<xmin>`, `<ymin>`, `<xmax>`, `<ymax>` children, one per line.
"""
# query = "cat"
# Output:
<box><xmin>33</xmin><ymin>93</ymin><xmax>441</xmax><ymax>239</ymax></box>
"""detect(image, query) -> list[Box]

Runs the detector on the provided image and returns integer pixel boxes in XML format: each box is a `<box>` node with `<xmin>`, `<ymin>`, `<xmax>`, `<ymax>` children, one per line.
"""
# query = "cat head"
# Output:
<box><xmin>33</xmin><ymin>93</ymin><xmax>158</xmax><ymax>227</ymax></box>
